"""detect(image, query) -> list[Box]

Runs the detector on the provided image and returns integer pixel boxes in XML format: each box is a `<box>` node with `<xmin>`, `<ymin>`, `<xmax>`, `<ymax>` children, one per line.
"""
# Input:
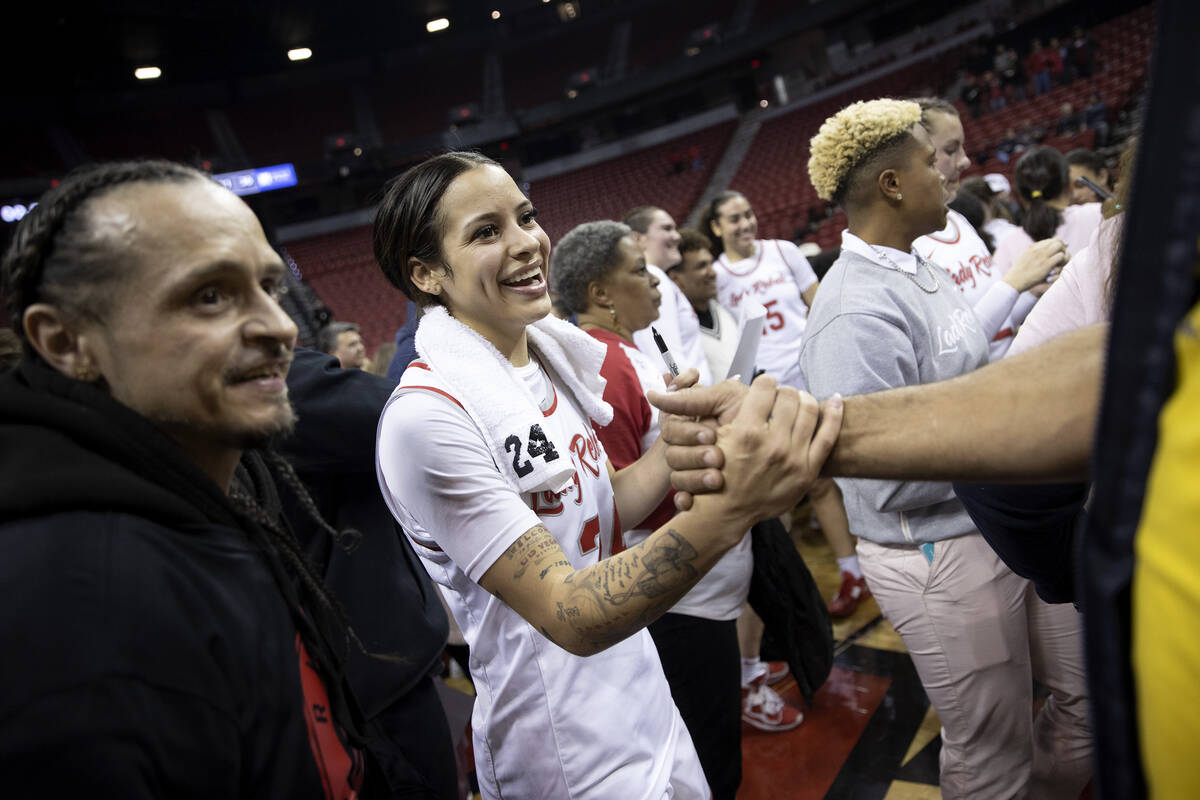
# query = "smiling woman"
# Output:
<box><xmin>371</xmin><ymin>152</ymin><xmax>842</xmax><ymax>799</ymax></box>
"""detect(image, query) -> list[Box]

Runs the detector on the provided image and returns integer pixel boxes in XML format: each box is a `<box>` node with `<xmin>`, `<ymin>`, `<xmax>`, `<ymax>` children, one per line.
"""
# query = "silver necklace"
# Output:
<box><xmin>869</xmin><ymin>245</ymin><xmax>940</xmax><ymax>293</ymax></box>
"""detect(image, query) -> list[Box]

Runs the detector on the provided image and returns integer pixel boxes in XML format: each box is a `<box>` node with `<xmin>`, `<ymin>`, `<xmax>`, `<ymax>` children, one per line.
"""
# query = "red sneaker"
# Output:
<box><xmin>763</xmin><ymin>660</ymin><xmax>790</xmax><ymax>686</ymax></box>
<box><xmin>741</xmin><ymin>682</ymin><xmax>804</xmax><ymax>732</ymax></box>
<box><xmin>828</xmin><ymin>570</ymin><xmax>870</xmax><ymax>618</ymax></box>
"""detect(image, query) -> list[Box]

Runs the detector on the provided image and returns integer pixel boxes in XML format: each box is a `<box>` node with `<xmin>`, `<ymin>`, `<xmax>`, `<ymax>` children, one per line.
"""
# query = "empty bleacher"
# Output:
<box><xmin>226</xmin><ymin>84</ymin><xmax>356</xmax><ymax>168</ymax></box>
<box><xmin>71</xmin><ymin>108</ymin><xmax>217</xmax><ymax>166</ymax></box>
<box><xmin>283</xmin><ymin>225</ymin><xmax>406</xmax><ymax>351</ymax></box>
<box><xmin>627</xmin><ymin>0</ymin><xmax>735</xmax><ymax>73</ymax></box>
<box><xmin>529</xmin><ymin>121</ymin><xmax>736</xmax><ymax>243</ymax></box>
<box><xmin>261</xmin><ymin>3</ymin><xmax>1154</xmax><ymax>345</ymax></box>
<box><xmin>371</xmin><ymin>51</ymin><xmax>484</xmax><ymax>143</ymax></box>
<box><xmin>503</xmin><ymin>24</ymin><xmax>613</xmax><ymax>110</ymax></box>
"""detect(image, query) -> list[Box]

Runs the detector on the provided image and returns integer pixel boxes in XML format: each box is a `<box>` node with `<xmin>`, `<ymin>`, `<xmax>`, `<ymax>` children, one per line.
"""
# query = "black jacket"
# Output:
<box><xmin>280</xmin><ymin>350</ymin><xmax>454</xmax><ymax>797</ymax></box>
<box><xmin>0</xmin><ymin>360</ymin><xmax>377</xmax><ymax>798</ymax></box>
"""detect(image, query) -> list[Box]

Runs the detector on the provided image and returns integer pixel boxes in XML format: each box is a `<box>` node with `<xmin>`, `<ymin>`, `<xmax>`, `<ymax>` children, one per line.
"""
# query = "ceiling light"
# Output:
<box><xmin>491</xmin><ymin>10</ymin><xmax>501</xmax><ymax>19</ymax></box>
<box><xmin>134</xmin><ymin>66</ymin><xmax>162</xmax><ymax>80</ymax></box>
<box><xmin>426</xmin><ymin>17</ymin><xmax>450</xmax><ymax>33</ymax></box>
<box><xmin>288</xmin><ymin>47</ymin><xmax>312</xmax><ymax>61</ymax></box>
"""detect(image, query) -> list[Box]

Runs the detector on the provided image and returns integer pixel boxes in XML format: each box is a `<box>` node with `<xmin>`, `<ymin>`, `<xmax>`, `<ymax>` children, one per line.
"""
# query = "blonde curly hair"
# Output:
<box><xmin>807</xmin><ymin>99</ymin><xmax>923</xmax><ymax>202</ymax></box>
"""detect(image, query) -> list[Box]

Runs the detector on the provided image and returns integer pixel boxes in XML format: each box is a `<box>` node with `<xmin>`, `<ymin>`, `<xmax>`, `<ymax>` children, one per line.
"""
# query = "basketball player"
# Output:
<box><xmin>371</xmin><ymin>152</ymin><xmax>840</xmax><ymax>799</ymax></box>
<box><xmin>702</xmin><ymin>189</ymin><xmax>868</xmax><ymax>619</ymax></box>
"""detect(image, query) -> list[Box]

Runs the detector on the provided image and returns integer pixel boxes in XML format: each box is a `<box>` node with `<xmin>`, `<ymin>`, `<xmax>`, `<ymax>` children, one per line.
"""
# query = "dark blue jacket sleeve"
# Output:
<box><xmin>953</xmin><ymin>481</ymin><xmax>1089</xmax><ymax>604</ymax></box>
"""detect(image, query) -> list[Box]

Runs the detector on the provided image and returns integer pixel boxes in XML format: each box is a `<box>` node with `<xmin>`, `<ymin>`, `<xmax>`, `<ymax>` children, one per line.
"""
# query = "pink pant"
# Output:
<box><xmin>857</xmin><ymin>534</ymin><xmax>1091</xmax><ymax>799</ymax></box>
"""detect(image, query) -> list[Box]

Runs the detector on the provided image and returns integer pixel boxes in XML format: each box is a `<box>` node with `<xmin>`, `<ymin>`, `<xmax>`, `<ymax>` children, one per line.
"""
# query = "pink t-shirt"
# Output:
<box><xmin>991</xmin><ymin>202</ymin><xmax>1103</xmax><ymax>277</ymax></box>
<box><xmin>1007</xmin><ymin>215</ymin><xmax>1121</xmax><ymax>357</ymax></box>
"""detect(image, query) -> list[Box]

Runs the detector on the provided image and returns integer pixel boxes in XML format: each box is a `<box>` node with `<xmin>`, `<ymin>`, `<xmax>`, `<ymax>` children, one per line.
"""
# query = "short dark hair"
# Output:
<box><xmin>958</xmin><ymin>176</ymin><xmax>997</xmax><ymax>202</ymax></box>
<box><xmin>676</xmin><ymin>228</ymin><xmax>713</xmax><ymax>264</ymax></box>
<box><xmin>2</xmin><ymin>160</ymin><xmax>207</xmax><ymax>346</ymax></box>
<box><xmin>548</xmin><ymin>220</ymin><xmax>633</xmax><ymax>316</ymax></box>
<box><xmin>373</xmin><ymin>151</ymin><xmax>500</xmax><ymax>308</ymax></box>
<box><xmin>1064</xmin><ymin>148</ymin><xmax>1106</xmax><ymax>174</ymax></box>
<box><xmin>318</xmin><ymin>321</ymin><xmax>360</xmax><ymax>354</ymax></box>
<box><xmin>840</xmin><ymin>134</ymin><xmax>921</xmax><ymax>210</ymax></box>
<box><xmin>622</xmin><ymin>206</ymin><xmax>662</xmax><ymax>234</ymax></box>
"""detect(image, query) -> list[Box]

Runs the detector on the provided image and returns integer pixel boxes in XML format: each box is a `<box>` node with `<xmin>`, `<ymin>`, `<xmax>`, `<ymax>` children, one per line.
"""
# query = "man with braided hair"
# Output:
<box><xmin>0</xmin><ymin>161</ymin><xmax>417</xmax><ymax>797</ymax></box>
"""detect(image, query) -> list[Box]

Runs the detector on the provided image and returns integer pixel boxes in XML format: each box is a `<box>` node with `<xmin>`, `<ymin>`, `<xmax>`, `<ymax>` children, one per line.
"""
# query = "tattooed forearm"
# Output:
<box><xmin>504</xmin><ymin>525</ymin><xmax>563</xmax><ymax>581</ymax></box>
<box><xmin>555</xmin><ymin>530</ymin><xmax>700</xmax><ymax>649</ymax></box>
<box><xmin>540</xmin><ymin>560</ymin><xmax>571</xmax><ymax>580</ymax></box>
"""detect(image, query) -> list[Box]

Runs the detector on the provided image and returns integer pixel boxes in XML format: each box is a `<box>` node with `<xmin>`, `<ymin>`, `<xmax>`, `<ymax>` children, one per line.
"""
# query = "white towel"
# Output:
<box><xmin>414</xmin><ymin>306</ymin><xmax>613</xmax><ymax>495</ymax></box>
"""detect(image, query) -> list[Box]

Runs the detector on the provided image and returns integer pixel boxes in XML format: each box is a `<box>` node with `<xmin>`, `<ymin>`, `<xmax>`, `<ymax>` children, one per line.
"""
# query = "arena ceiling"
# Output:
<box><xmin>5</xmin><ymin>0</ymin><xmax>628</xmax><ymax>96</ymax></box>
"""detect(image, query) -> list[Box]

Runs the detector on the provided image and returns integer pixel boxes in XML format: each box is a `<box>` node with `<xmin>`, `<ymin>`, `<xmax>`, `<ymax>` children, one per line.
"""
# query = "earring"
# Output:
<box><xmin>897</xmin><ymin>193</ymin><xmax>903</xmax><ymax>201</ymax></box>
<box><xmin>74</xmin><ymin>364</ymin><xmax>98</xmax><ymax>382</ymax></box>
<box><xmin>429</xmin><ymin>284</ymin><xmax>442</xmax><ymax>295</ymax></box>
<box><xmin>607</xmin><ymin>305</ymin><xmax>623</xmax><ymax>334</ymax></box>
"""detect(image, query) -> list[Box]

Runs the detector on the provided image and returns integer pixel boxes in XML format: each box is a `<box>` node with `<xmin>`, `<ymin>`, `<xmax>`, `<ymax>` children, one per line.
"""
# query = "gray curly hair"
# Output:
<box><xmin>548</xmin><ymin>220</ymin><xmax>634</xmax><ymax>315</ymax></box>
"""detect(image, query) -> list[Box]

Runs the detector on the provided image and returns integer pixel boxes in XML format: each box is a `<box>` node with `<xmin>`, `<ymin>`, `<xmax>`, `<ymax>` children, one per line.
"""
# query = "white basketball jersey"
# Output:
<box><xmin>376</xmin><ymin>361</ymin><xmax>699</xmax><ymax>800</ymax></box>
<box><xmin>915</xmin><ymin>209</ymin><xmax>1016</xmax><ymax>360</ymax></box>
<box><xmin>714</xmin><ymin>239</ymin><xmax>818</xmax><ymax>388</ymax></box>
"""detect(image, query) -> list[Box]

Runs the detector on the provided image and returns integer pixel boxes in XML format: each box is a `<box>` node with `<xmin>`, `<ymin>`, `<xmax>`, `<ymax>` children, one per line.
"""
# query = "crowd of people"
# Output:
<box><xmin>958</xmin><ymin>26</ymin><xmax>1101</xmax><ymax>119</ymax></box>
<box><xmin>0</xmin><ymin>20</ymin><xmax>1188</xmax><ymax>799</ymax></box>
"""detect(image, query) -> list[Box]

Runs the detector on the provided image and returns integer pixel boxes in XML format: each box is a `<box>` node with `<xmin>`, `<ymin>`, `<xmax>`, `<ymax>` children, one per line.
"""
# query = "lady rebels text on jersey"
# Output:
<box><xmin>915</xmin><ymin>209</ymin><xmax>1035</xmax><ymax>361</ymax></box>
<box><xmin>375</xmin><ymin>360</ymin><xmax>703</xmax><ymax>800</ymax></box>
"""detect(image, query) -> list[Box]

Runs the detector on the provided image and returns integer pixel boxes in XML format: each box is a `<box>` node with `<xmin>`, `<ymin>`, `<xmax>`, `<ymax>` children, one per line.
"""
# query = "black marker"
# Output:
<box><xmin>650</xmin><ymin>326</ymin><xmax>680</xmax><ymax>378</ymax></box>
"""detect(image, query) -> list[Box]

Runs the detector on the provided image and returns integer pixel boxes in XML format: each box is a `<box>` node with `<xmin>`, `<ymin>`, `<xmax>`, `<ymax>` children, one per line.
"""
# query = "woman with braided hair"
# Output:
<box><xmin>0</xmin><ymin>160</ymin><xmax>403</xmax><ymax>797</ymax></box>
<box><xmin>798</xmin><ymin>100</ymin><xmax>1091</xmax><ymax>799</ymax></box>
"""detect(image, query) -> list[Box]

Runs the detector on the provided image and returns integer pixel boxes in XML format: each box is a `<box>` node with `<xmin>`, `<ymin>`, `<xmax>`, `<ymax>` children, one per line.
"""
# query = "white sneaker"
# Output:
<box><xmin>741</xmin><ymin>681</ymin><xmax>803</xmax><ymax>732</ymax></box>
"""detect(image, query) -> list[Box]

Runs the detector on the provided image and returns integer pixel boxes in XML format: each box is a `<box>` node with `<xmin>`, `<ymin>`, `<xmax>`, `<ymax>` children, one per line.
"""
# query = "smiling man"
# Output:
<box><xmin>0</xmin><ymin>161</ymin><xmax>388</xmax><ymax>798</ymax></box>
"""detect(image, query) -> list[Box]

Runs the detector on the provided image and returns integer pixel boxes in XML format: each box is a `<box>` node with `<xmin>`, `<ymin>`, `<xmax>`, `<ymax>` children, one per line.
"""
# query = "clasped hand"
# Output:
<box><xmin>647</xmin><ymin>376</ymin><xmax>843</xmax><ymax>516</ymax></box>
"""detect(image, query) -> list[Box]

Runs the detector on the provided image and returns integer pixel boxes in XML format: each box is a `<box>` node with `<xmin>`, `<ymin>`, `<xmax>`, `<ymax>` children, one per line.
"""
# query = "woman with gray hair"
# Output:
<box><xmin>551</xmin><ymin>220</ymin><xmax>757</xmax><ymax>799</ymax></box>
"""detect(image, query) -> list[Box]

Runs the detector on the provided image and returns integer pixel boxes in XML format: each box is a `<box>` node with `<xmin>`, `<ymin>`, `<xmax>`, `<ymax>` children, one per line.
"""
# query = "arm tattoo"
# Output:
<box><xmin>540</xmin><ymin>561</ymin><xmax>571</xmax><ymax>580</ymax></box>
<box><xmin>556</xmin><ymin>529</ymin><xmax>700</xmax><ymax>649</ymax></box>
<box><xmin>503</xmin><ymin>525</ymin><xmax>562</xmax><ymax>582</ymax></box>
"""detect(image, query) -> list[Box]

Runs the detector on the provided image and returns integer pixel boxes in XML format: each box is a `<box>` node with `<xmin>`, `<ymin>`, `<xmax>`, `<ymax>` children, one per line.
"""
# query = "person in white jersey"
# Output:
<box><xmin>549</xmin><ymin>219</ymin><xmax>759</xmax><ymax>797</ymax></box>
<box><xmin>799</xmin><ymin>98</ymin><xmax>1091</xmax><ymax>800</ymax></box>
<box><xmin>703</xmin><ymin>189</ymin><xmax>869</xmax><ymax>619</ymax></box>
<box><xmin>911</xmin><ymin>97</ymin><xmax>1068</xmax><ymax>361</ymax></box>
<box><xmin>668</xmin><ymin>227</ymin><xmax>805</xmax><ymax>732</ymax></box>
<box><xmin>370</xmin><ymin>151</ymin><xmax>841</xmax><ymax>800</ymax></box>
<box><xmin>992</xmin><ymin>146</ymin><xmax>1104</xmax><ymax>276</ymax></box>
<box><xmin>623</xmin><ymin>206</ymin><xmax>713</xmax><ymax>386</ymax></box>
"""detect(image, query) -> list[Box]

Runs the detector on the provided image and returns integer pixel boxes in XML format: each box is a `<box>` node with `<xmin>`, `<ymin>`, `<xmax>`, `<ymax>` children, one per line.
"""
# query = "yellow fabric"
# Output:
<box><xmin>1134</xmin><ymin>299</ymin><xmax>1200</xmax><ymax>798</ymax></box>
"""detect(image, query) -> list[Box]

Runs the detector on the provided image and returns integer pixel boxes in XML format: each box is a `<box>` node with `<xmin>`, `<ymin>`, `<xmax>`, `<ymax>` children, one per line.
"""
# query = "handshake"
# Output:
<box><xmin>647</xmin><ymin>374</ymin><xmax>843</xmax><ymax>521</ymax></box>
<box><xmin>648</xmin><ymin>322</ymin><xmax>1106</xmax><ymax>522</ymax></box>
